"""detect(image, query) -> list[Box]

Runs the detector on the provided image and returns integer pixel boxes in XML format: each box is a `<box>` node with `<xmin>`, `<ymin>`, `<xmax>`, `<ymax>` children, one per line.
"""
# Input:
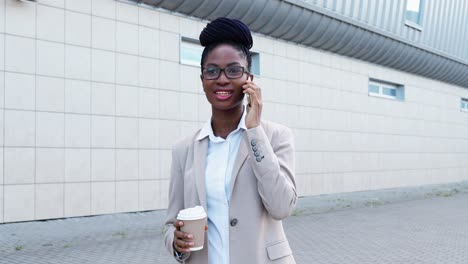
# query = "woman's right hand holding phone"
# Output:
<box><xmin>243</xmin><ymin>75</ymin><xmax>262</xmax><ymax>129</ymax></box>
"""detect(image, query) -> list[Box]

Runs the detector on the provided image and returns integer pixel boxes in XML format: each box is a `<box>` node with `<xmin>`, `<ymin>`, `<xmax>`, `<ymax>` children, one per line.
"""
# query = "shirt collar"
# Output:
<box><xmin>196</xmin><ymin>107</ymin><xmax>248</xmax><ymax>141</ymax></box>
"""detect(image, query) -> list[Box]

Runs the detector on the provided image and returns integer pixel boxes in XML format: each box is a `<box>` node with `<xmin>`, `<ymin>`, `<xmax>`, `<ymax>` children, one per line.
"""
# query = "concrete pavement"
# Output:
<box><xmin>1</xmin><ymin>181</ymin><xmax>467</xmax><ymax>264</ymax></box>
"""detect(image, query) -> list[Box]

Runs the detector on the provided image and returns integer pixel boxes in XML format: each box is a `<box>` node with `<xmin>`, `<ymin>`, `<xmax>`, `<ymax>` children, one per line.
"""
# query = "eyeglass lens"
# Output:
<box><xmin>203</xmin><ymin>66</ymin><xmax>245</xmax><ymax>80</ymax></box>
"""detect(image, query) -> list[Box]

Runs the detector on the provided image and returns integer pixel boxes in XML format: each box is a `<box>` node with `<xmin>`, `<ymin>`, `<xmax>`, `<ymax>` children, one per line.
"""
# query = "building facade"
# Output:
<box><xmin>0</xmin><ymin>0</ymin><xmax>467</xmax><ymax>223</ymax></box>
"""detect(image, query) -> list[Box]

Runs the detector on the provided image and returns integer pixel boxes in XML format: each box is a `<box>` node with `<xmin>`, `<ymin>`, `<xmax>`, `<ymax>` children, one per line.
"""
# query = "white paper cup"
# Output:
<box><xmin>177</xmin><ymin>206</ymin><xmax>207</xmax><ymax>251</ymax></box>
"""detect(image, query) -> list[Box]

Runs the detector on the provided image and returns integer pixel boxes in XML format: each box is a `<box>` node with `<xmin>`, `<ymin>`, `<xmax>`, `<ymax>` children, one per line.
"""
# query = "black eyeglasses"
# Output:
<box><xmin>201</xmin><ymin>66</ymin><xmax>249</xmax><ymax>80</ymax></box>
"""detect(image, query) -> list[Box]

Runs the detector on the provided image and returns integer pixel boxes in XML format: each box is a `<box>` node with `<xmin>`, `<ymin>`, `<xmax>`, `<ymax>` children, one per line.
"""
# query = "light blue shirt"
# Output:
<box><xmin>196</xmin><ymin>109</ymin><xmax>247</xmax><ymax>264</ymax></box>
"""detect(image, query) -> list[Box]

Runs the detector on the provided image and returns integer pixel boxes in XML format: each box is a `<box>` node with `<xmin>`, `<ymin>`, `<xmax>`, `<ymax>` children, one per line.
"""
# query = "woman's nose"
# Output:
<box><xmin>216</xmin><ymin>70</ymin><xmax>230</xmax><ymax>83</ymax></box>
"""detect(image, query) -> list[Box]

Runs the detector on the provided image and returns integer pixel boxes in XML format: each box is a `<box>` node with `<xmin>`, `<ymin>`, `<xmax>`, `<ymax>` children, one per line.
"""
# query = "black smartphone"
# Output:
<box><xmin>246</xmin><ymin>75</ymin><xmax>253</xmax><ymax>106</ymax></box>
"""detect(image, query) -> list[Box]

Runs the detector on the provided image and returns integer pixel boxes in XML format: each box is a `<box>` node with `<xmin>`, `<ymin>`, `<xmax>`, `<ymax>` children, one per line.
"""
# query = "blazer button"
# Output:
<box><xmin>252</xmin><ymin>146</ymin><xmax>258</xmax><ymax>151</ymax></box>
<box><xmin>250</xmin><ymin>140</ymin><xmax>257</xmax><ymax>146</ymax></box>
<box><xmin>230</xmin><ymin>218</ymin><xmax>238</xmax><ymax>227</ymax></box>
<box><xmin>254</xmin><ymin>151</ymin><xmax>260</xmax><ymax>157</ymax></box>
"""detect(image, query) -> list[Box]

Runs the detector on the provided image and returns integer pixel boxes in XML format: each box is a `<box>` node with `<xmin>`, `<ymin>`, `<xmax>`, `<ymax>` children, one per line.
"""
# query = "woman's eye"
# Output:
<box><xmin>206</xmin><ymin>68</ymin><xmax>219</xmax><ymax>74</ymax></box>
<box><xmin>227</xmin><ymin>67</ymin><xmax>241</xmax><ymax>74</ymax></box>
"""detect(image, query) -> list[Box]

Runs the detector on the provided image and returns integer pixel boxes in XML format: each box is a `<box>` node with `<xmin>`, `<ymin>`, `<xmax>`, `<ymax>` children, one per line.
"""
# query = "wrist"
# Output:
<box><xmin>246</xmin><ymin>119</ymin><xmax>260</xmax><ymax>129</ymax></box>
<box><xmin>173</xmin><ymin>243</ymin><xmax>189</xmax><ymax>260</ymax></box>
<box><xmin>246</xmin><ymin>123</ymin><xmax>260</xmax><ymax>129</ymax></box>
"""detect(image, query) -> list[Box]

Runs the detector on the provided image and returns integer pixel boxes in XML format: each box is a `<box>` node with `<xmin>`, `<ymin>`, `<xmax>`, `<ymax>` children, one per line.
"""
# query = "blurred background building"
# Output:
<box><xmin>0</xmin><ymin>0</ymin><xmax>467</xmax><ymax>223</ymax></box>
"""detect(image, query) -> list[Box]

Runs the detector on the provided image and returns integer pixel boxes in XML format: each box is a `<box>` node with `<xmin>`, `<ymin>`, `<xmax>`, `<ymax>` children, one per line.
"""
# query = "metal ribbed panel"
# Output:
<box><xmin>311</xmin><ymin>0</ymin><xmax>468</xmax><ymax>63</ymax></box>
<box><xmin>173</xmin><ymin>1</ymin><xmax>207</xmax><ymax>14</ymax></box>
<box><xmin>135</xmin><ymin>0</ymin><xmax>468</xmax><ymax>89</ymax></box>
<box><xmin>456</xmin><ymin>1</ymin><xmax>467</xmax><ymax>59</ymax></box>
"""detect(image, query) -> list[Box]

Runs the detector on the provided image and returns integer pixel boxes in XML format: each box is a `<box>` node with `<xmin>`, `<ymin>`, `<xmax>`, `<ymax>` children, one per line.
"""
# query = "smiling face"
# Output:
<box><xmin>201</xmin><ymin>44</ymin><xmax>250</xmax><ymax>112</ymax></box>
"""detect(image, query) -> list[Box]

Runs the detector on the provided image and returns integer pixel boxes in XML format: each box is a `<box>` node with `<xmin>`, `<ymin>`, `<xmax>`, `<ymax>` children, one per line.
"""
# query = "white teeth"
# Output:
<box><xmin>216</xmin><ymin>91</ymin><xmax>231</xmax><ymax>95</ymax></box>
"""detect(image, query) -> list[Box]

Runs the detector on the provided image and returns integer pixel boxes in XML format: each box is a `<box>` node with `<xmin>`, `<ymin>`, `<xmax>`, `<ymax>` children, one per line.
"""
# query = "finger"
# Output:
<box><xmin>176</xmin><ymin>238</ymin><xmax>194</xmax><ymax>248</ymax></box>
<box><xmin>247</xmin><ymin>82</ymin><xmax>261</xmax><ymax>96</ymax></box>
<box><xmin>242</xmin><ymin>81</ymin><xmax>257</xmax><ymax>90</ymax></box>
<box><xmin>243</xmin><ymin>88</ymin><xmax>256</xmax><ymax>108</ymax></box>
<box><xmin>175</xmin><ymin>240</ymin><xmax>193</xmax><ymax>253</ymax></box>
<box><xmin>243</xmin><ymin>87</ymin><xmax>260</xmax><ymax>105</ymax></box>
<box><xmin>174</xmin><ymin>244</ymin><xmax>189</xmax><ymax>254</ymax></box>
<box><xmin>173</xmin><ymin>221</ymin><xmax>184</xmax><ymax>229</ymax></box>
<box><xmin>242</xmin><ymin>79</ymin><xmax>255</xmax><ymax>87</ymax></box>
<box><xmin>175</xmin><ymin>230</ymin><xmax>193</xmax><ymax>240</ymax></box>
<box><xmin>243</xmin><ymin>83</ymin><xmax>261</xmax><ymax>100</ymax></box>
<box><xmin>174</xmin><ymin>230</ymin><xmax>184</xmax><ymax>239</ymax></box>
<box><xmin>256</xmin><ymin>85</ymin><xmax>262</xmax><ymax>98</ymax></box>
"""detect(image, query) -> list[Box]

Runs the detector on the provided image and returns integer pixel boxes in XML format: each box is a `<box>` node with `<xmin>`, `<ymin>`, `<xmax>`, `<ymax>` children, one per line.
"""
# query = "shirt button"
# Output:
<box><xmin>230</xmin><ymin>218</ymin><xmax>238</xmax><ymax>227</ymax></box>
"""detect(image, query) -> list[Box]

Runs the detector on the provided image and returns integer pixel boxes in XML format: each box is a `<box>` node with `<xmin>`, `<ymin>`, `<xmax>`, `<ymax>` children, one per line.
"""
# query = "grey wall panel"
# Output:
<box><xmin>191</xmin><ymin>0</ymin><xmax>223</xmax><ymax>19</ymax></box>
<box><xmin>457</xmin><ymin>1</ymin><xmax>467</xmax><ymax>59</ymax></box>
<box><xmin>391</xmin><ymin>0</ymin><xmax>402</xmax><ymax>34</ymax></box>
<box><xmin>291</xmin><ymin>12</ymin><xmax>323</xmax><ymax>43</ymax></box>
<box><xmin>302</xmin><ymin>0</ymin><xmax>467</xmax><ymax>63</ymax></box>
<box><xmin>270</xmin><ymin>5</ymin><xmax>304</xmax><ymax>38</ymax></box>
<box><xmin>135</xmin><ymin>0</ymin><xmax>468</xmax><ymax>89</ymax></box>
<box><xmin>424</xmin><ymin>0</ymin><xmax>435</xmax><ymax>46</ymax></box>
<box><xmin>441</xmin><ymin>0</ymin><xmax>452</xmax><ymax>52</ymax></box>
<box><xmin>239</xmin><ymin>0</ymin><xmax>269</xmax><ymax>25</ymax></box>
<box><xmin>207</xmin><ymin>1</ymin><xmax>238</xmax><ymax>20</ymax></box>
<box><xmin>172</xmin><ymin>1</ymin><xmax>203</xmax><ymax>14</ymax></box>
<box><xmin>158</xmin><ymin>0</ymin><xmax>183</xmax><ymax>10</ymax></box>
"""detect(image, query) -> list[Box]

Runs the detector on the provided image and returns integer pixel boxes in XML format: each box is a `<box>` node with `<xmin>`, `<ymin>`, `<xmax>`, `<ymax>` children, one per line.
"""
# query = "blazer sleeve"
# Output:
<box><xmin>163</xmin><ymin>146</ymin><xmax>191</xmax><ymax>262</ymax></box>
<box><xmin>245</xmin><ymin>124</ymin><xmax>297</xmax><ymax>220</ymax></box>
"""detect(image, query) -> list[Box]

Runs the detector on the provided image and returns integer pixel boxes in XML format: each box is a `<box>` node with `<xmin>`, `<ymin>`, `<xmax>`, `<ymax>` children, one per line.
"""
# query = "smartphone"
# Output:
<box><xmin>246</xmin><ymin>75</ymin><xmax>254</xmax><ymax>106</ymax></box>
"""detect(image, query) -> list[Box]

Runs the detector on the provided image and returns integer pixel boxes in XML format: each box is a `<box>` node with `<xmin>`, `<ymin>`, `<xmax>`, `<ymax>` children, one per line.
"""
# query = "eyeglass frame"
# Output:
<box><xmin>201</xmin><ymin>65</ymin><xmax>251</xmax><ymax>80</ymax></box>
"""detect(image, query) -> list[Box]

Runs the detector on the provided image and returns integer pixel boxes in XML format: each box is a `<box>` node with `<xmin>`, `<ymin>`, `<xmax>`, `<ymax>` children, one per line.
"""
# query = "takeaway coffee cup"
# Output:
<box><xmin>177</xmin><ymin>206</ymin><xmax>207</xmax><ymax>251</ymax></box>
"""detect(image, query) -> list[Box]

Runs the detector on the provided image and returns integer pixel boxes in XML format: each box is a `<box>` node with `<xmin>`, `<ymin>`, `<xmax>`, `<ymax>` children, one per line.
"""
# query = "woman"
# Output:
<box><xmin>164</xmin><ymin>17</ymin><xmax>297</xmax><ymax>264</ymax></box>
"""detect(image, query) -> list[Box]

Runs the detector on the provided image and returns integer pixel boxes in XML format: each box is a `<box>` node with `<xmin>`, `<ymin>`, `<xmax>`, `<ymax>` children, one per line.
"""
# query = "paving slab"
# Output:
<box><xmin>1</xmin><ymin>181</ymin><xmax>467</xmax><ymax>264</ymax></box>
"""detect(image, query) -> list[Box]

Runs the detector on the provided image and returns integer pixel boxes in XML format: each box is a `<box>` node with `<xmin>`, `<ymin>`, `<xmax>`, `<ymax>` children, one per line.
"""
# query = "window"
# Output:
<box><xmin>250</xmin><ymin>52</ymin><xmax>260</xmax><ymax>76</ymax></box>
<box><xmin>405</xmin><ymin>0</ymin><xmax>423</xmax><ymax>28</ymax></box>
<box><xmin>368</xmin><ymin>79</ymin><xmax>405</xmax><ymax>101</ymax></box>
<box><xmin>180</xmin><ymin>36</ymin><xmax>261</xmax><ymax>76</ymax></box>
<box><xmin>180</xmin><ymin>37</ymin><xmax>204</xmax><ymax>67</ymax></box>
<box><xmin>461</xmin><ymin>98</ymin><xmax>468</xmax><ymax>112</ymax></box>
<box><xmin>382</xmin><ymin>87</ymin><xmax>397</xmax><ymax>97</ymax></box>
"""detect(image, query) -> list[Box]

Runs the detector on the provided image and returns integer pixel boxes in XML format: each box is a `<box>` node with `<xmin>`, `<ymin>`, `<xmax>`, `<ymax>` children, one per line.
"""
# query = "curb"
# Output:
<box><xmin>292</xmin><ymin>181</ymin><xmax>468</xmax><ymax>216</ymax></box>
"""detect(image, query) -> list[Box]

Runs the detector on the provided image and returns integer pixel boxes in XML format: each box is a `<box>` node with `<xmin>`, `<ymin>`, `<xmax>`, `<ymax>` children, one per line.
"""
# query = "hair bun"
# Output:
<box><xmin>199</xmin><ymin>17</ymin><xmax>253</xmax><ymax>50</ymax></box>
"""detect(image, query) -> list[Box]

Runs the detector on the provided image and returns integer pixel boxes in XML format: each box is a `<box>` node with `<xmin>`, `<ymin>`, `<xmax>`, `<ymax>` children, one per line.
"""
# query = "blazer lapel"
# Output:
<box><xmin>229</xmin><ymin>132</ymin><xmax>249</xmax><ymax>199</ymax></box>
<box><xmin>194</xmin><ymin>137</ymin><xmax>208</xmax><ymax>210</ymax></box>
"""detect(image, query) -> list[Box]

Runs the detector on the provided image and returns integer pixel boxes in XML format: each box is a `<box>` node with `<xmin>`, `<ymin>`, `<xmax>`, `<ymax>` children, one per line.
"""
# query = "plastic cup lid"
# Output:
<box><xmin>177</xmin><ymin>206</ymin><xmax>207</xmax><ymax>220</ymax></box>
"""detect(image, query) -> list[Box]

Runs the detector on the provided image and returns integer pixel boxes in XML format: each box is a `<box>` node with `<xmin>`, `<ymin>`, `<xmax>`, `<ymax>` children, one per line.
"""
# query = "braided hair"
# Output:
<box><xmin>199</xmin><ymin>17</ymin><xmax>253</xmax><ymax>71</ymax></box>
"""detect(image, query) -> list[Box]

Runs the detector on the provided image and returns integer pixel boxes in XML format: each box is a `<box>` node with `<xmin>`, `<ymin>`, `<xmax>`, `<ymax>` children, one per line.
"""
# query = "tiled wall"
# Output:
<box><xmin>0</xmin><ymin>0</ymin><xmax>209</xmax><ymax>223</ymax></box>
<box><xmin>255</xmin><ymin>42</ymin><xmax>468</xmax><ymax>196</ymax></box>
<box><xmin>1</xmin><ymin>0</ymin><xmax>468</xmax><ymax>223</ymax></box>
<box><xmin>255</xmin><ymin>38</ymin><xmax>468</xmax><ymax>195</ymax></box>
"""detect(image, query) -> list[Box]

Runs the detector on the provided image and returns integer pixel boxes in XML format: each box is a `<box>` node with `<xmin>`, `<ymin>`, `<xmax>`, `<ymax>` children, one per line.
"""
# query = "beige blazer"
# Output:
<box><xmin>164</xmin><ymin>120</ymin><xmax>297</xmax><ymax>264</ymax></box>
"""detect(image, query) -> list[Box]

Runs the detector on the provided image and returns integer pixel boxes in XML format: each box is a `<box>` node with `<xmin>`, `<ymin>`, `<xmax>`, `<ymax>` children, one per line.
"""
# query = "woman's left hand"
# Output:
<box><xmin>243</xmin><ymin>79</ymin><xmax>262</xmax><ymax>129</ymax></box>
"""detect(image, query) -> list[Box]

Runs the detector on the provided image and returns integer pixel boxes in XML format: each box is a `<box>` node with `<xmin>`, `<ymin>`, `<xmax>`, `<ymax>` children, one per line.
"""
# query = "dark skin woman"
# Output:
<box><xmin>173</xmin><ymin>42</ymin><xmax>262</xmax><ymax>253</ymax></box>
<box><xmin>164</xmin><ymin>17</ymin><xmax>296</xmax><ymax>264</ymax></box>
